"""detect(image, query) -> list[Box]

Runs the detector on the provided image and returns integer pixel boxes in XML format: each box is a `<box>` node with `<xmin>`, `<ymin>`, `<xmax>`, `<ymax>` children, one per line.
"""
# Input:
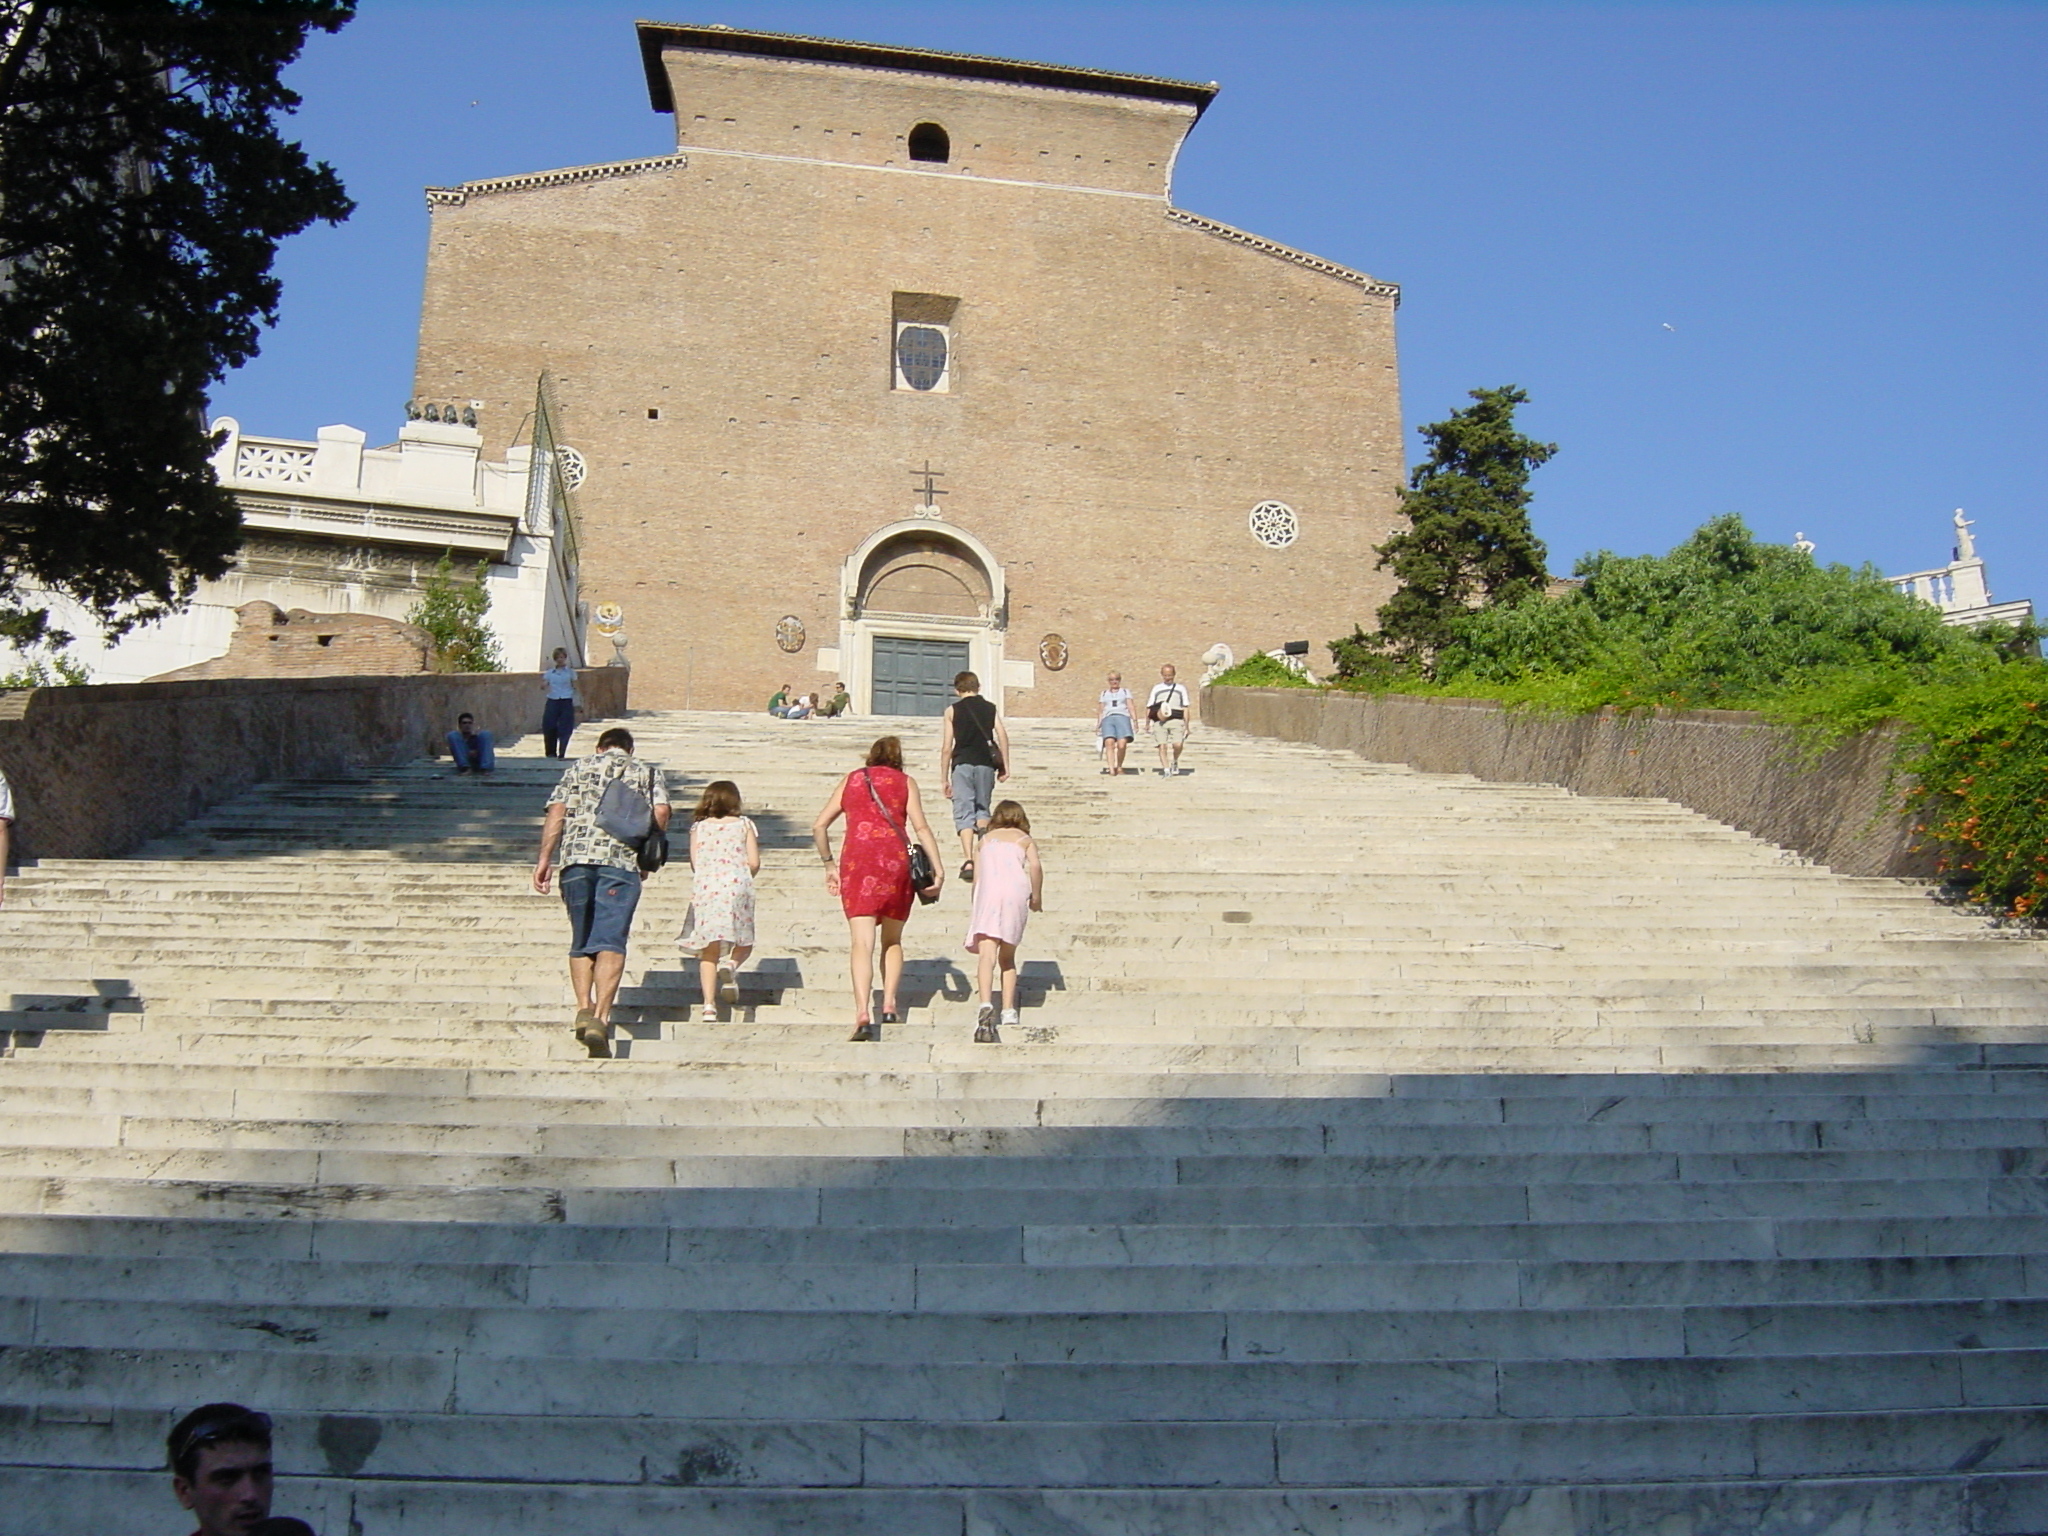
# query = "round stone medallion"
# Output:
<box><xmin>1249</xmin><ymin>500</ymin><xmax>1298</xmax><ymax>549</ymax></box>
<box><xmin>1038</xmin><ymin>633</ymin><xmax>1069</xmax><ymax>671</ymax></box>
<box><xmin>776</xmin><ymin>615</ymin><xmax>806</xmax><ymax>654</ymax></box>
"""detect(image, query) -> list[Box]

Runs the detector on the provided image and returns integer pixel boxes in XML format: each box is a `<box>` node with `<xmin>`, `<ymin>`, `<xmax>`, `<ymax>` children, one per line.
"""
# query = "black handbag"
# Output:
<box><xmin>863</xmin><ymin>769</ymin><xmax>939</xmax><ymax>905</ymax></box>
<box><xmin>637</xmin><ymin>822</ymin><xmax>669</xmax><ymax>875</ymax></box>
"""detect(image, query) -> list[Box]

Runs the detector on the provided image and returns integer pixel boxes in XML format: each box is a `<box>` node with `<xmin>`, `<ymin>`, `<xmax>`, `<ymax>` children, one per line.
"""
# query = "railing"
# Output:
<box><xmin>231</xmin><ymin>439</ymin><xmax>317</xmax><ymax>485</ymax></box>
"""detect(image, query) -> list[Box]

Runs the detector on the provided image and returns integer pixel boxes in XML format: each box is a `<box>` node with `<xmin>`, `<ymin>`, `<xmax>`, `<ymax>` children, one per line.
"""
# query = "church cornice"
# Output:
<box><xmin>1165</xmin><ymin>208</ymin><xmax>1400</xmax><ymax>303</ymax></box>
<box><xmin>425</xmin><ymin>153</ymin><xmax>688</xmax><ymax>208</ymax></box>
<box><xmin>637</xmin><ymin>22</ymin><xmax>1218</xmax><ymax>117</ymax></box>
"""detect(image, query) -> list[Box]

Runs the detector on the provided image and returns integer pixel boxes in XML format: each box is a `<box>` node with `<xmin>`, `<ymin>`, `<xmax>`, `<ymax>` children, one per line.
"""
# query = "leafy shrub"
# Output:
<box><xmin>0</xmin><ymin>649</ymin><xmax>91</xmax><ymax>689</ymax></box>
<box><xmin>1210</xmin><ymin>653</ymin><xmax>1315</xmax><ymax>688</ymax></box>
<box><xmin>1437</xmin><ymin>514</ymin><xmax>1984</xmax><ymax>706</ymax></box>
<box><xmin>1890</xmin><ymin>666</ymin><xmax>2048</xmax><ymax>919</ymax></box>
<box><xmin>407</xmin><ymin>552</ymin><xmax>505</xmax><ymax>673</ymax></box>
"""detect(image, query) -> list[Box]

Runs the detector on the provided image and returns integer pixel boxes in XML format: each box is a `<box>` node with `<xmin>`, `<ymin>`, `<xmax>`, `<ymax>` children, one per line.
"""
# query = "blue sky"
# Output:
<box><xmin>214</xmin><ymin>1</ymin><xmax>2048</xmax><ymax>600</ymax></box>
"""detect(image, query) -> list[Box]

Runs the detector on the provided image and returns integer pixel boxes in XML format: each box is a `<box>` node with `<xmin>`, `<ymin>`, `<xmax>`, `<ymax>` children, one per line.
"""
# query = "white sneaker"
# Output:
<box><xmin>1000</xmin><ymin>1008</ymin><xmax>1020</xmax><ymax>1028</ymax></box>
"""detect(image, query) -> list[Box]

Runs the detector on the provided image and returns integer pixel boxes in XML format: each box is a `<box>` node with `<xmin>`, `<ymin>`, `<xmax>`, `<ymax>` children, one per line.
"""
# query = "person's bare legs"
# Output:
<box><xmin>877</xmin><ymin>916</ymin><xmax>906</xmax><ymax>1017</ymax></box>
<box><xmin>698</xmin><ymin>942</ymin><xmax>724</xmax><ymax>1018</ymax></box>
<box><xmin>976</xmin><ymin>935</ymin><xmax>1000</xmax><ymax>1008</ymax></box>
<box><xmin>590</xmin><ymin>950</ymin><xmax>626</xmax><ymax>1025</ymax></box>
<box><xmin>958</xmin><ymin>825</ymin><xmax>978</xmax><ymax>863</ymax></box>
<box><xmin>997</xmin><ymin>940</ymin><xmax>1019</xmax><ymax>1013</ymax></box>
<box><xmin>569</xmin><ymin>955</ymin><xmax>597</xmax><ymax>1019</ymax></box>
<box><xmin>847</xmin><ymin>916</ymin><xmax>877</xmax><ymax>1025</ymax></box>
<box><xmin>1107</xmin><ymin>737</ymin><xmax>1127</xmax><ymax>774</ymax></box>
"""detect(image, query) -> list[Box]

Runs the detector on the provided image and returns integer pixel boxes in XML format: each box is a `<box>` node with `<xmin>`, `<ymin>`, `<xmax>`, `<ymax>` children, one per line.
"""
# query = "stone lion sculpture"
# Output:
<box><xmin>1199</xmin><ymin>643</ymin><xmax>1235</xmax><ymax>685</ymax></box>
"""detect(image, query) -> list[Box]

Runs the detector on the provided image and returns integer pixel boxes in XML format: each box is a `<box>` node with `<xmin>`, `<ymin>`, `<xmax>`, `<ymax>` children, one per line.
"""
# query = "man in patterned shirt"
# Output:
<box><xmin>532</xmin><ymin>726</ymin><xmax>670</xmax><ymax>1057</ymax></box>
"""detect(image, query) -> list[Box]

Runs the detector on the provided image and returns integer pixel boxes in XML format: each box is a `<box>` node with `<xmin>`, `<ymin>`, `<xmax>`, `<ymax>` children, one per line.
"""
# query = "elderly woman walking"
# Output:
<box><xmin>812</xmin><ymin>735</ymin><xmax>945</xmax><ymax>1041</ymax></box>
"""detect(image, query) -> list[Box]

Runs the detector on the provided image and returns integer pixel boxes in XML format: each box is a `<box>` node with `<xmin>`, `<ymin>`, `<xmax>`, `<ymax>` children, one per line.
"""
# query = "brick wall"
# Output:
<box><xmin>0</xmin><ymin>669</ymin><xmax>628</xmax><ymax>863</ymax></box>
<box><xmin>412</xmin><ymin>41</ymin><xmax>1406</xmax><ymax>717</ymax></box>
<box><xmin>1205</xmin><ymin>686</ymin><xmax>1934</xmax><ymax>879</ymax></box>
<box><xmin>148</xmin><ymin>601</ymin><xmax>434</xmax><ymax>682</ymax></box>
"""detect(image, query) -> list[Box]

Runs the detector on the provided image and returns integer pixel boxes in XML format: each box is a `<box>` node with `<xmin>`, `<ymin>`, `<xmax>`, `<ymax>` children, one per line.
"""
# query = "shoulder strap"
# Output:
<box><xmin>861</xmin><ymin>769</ymin><xmax>912</xmax><ymax>852</ymax></box>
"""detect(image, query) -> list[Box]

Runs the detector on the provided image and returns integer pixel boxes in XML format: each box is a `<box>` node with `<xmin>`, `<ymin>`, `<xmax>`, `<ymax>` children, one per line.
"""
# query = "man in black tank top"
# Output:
<box><xmin>939</xmin><ymin>671</ymin><xmax>1012</xmax><ymax>883</ymax></box>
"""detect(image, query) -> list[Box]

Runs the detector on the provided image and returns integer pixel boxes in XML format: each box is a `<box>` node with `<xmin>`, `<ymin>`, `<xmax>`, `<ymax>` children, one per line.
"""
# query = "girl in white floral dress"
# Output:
<box><xmin>682</xmin><ymin>780</ymin><xmax>759</xmax><ymax>1022</ymax></box>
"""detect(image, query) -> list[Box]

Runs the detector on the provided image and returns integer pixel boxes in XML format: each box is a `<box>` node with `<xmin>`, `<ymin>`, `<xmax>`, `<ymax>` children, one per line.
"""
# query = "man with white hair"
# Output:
<box><xmin>1145</xmin><ymin>662</ymin><xmax>1196</xmax><ymax>776</ymax></box>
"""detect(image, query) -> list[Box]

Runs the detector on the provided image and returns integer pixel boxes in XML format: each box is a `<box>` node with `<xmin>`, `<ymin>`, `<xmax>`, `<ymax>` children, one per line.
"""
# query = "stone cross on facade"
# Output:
<box><xmin>912</xmin><ymin>461</ymin><xmax>948</xmax><ymax>518</ymax></box>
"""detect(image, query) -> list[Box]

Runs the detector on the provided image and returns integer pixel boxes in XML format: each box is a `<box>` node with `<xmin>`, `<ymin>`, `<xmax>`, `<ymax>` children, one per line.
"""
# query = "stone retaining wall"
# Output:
<box><xmin>1204</xmin><ymin>686</ymin><xmax>1932</xmax><ymax>879</ymax></box>
<box><xmin>0</xmin><ymin>669</ymin><xmax>629</xmax><ymax>863</ymax></box>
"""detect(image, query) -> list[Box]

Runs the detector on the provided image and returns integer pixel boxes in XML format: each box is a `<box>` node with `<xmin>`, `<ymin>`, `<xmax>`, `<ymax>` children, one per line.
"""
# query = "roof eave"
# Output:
<box><xmin>635</xmin><ymin>21</ymin><xmax>1218</xmax><ymax>118</ymax></box>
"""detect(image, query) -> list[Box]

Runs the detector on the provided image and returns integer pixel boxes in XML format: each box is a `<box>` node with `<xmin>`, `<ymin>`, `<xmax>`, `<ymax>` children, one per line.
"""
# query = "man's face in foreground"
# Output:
<box><xmin>175</xmin><ymin>1440</ymin><xmax>273</xmax><ymax>1536</ymax></box>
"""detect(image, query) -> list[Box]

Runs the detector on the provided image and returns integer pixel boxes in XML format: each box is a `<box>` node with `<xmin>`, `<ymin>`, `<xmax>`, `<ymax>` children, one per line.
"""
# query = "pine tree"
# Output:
<box><xmin>407</xmin><ymin>553</ymin><xmax>505</xmax><ymax>673</ymax></box>
<box><xmin>0</xmin><ymin>1</ymin><xmax>355</xmax><ymax>651</ymax></box>
<box><xmin>1334</xmin><ymin>386</ymin><xmax>1556</xmax><ymax>674</ymax></box>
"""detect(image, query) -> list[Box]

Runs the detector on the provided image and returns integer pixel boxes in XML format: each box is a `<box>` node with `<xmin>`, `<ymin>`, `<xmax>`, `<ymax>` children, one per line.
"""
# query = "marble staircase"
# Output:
<box><xmin>1</xmin><ymin>711</ymin><xmax>2044</xmax><ymax>1533</ymax></box>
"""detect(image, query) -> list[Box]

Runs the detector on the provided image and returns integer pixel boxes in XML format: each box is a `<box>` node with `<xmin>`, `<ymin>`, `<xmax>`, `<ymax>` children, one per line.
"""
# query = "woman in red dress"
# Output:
<box><xmin>812</xmin><ymin>735</ymin><xmax>946</xmax><ymax>1040</ymax></box>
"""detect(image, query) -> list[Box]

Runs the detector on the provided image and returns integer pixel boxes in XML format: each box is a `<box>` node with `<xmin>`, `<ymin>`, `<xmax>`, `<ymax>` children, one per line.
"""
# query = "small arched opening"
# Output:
<box><xmin>907</xmin><ymin>122</ymin><xmax>950</xmax><ymax>164</ymax></box>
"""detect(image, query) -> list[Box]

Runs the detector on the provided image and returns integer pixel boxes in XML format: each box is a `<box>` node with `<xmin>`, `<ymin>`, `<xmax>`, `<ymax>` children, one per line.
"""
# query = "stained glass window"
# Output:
<box><xmin>896</xmin><ymin>325</ymin><xmax>949</xmax><ymax>392</ymax></box>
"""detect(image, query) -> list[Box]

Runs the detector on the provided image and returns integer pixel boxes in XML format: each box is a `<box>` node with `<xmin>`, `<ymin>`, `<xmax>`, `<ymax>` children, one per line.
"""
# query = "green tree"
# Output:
<box><xmin>1333</xmin><ymin>385</ymin><xmax>1556</xmax><ymax>674</ymax></box>
<box><xmin>0</xmin><ymin>645</ymin><xmax>89</xmax><ymax>688</ymax></box>
<box><xmin>408</xmin><ymin>552</ymin><xmax>505</xmax><ymax>674</ymax></box>
<box><xmin>0</xmin><ymin>0</ymin><xmax>355</xmax><ymax>651</ymax></box>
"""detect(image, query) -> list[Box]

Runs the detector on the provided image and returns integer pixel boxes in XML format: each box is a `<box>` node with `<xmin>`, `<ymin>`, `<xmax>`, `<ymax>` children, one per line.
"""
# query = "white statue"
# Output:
<box><xmin>1953</xmin><ymin>508</ymin><xmax>1976</xmax><ymax>561</ymax></box>
<box><xmin>1792</xmin><ymin>531</ymin><xmax>1815</xmax><ymax>556</ymax></box>
<box><xmin>1199</xmin><ymin>642</ymin><xmax>1234</xmax><ymax>684</ymax></box>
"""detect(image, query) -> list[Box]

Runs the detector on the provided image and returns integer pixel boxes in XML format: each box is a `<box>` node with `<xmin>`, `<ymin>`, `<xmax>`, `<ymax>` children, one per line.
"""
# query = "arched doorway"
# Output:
<box><xmin>837</xmin><ymin>521</ymin><xmax>1010</xmax><ymax>717</ymax></box>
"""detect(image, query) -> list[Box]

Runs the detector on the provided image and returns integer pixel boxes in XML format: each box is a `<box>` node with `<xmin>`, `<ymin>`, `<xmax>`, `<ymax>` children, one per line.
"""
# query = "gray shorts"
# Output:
<box><xmin>951</xmin><ymin>763</ymin><xmax>997</xmax><ymax>830</ymax></box>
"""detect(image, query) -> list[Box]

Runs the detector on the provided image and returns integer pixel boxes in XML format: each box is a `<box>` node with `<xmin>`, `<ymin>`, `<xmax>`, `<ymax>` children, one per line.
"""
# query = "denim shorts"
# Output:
<box><xmin>1099</xmin><ymin>715</ymin><xmax>1134</xmax><ymax>740</ymax></box>
<box><xmin>951</xmin><ymin>763</ymin><xmax>997</xmax><ymax>830</ymax></box>
<box><xmin>560</xmin><ymin>863</ymin><xmax>642</xmax><ymax>956</ymax></box>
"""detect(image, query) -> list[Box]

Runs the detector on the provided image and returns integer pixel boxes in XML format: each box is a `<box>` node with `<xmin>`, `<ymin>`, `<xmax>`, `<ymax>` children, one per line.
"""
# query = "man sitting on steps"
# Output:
<box><xmin>445</xmin><ymin>712</ymin><xmax>495</xmax><ymax>774</ymax></box>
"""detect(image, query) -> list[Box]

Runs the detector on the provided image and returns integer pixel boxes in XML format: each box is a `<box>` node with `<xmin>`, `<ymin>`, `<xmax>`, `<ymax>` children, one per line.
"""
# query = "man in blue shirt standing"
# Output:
<box><xmin>541</xmin><ymin>646</ymin><xmax>579</xmax><ymax>758</ymax></box>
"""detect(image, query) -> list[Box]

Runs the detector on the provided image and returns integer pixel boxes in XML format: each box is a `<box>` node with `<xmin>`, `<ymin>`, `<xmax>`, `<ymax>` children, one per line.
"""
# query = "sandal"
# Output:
<box><xmin>716</xmin><ymin>963</ymin><xmax>739</xmax><ymax>1005</ymax></box>
<box><xmin>700</xmin><ymin>1005</ymin><xmax>718</xmax><ymax>1024</ymax></box>
<box><xmin>961</xmin><ymin>860</ymin><xmax>975</xmax><ymax>884</ymax></box>
<box><xmin>849</xmin><ymin>1018</ymin><xmax>879</xmax><ymax>1042</ymax></box>
<box><xmin>880</xmin><ymin>1009</ymin><xmax>900</xmax><ymax>1026</ymax></box>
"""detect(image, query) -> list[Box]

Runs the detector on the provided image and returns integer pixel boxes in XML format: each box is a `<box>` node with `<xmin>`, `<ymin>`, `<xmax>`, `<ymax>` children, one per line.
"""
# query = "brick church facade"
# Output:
<box><xmin>412</xmin><ymin>23</ymin><xmax>1405</xmax><ymax>715</ymax></box>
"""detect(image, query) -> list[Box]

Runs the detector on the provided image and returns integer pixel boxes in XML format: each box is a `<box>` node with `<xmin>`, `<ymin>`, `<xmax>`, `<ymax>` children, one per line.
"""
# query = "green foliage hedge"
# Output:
<box><xmin>1210</xmin><ymin>653</ymin><xmax>1315</xmax><ymax>689</ymax></box>
<box><xmin>1268</xmin><ymin>515</ymin><xmax>2048</xmax><ymax>920</ymax></box>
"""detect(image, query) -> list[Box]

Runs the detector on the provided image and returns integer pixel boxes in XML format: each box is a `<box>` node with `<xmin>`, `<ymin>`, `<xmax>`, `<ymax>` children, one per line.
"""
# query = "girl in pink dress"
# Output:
<box><xmin>963</xmin><ymin>800</ymin><xmax>1043</xmax><ymax>1043</ymax></box>
<box><xmin>681</xmin><ymin>780</ymin><xmax>759</xmax><ymax>1023</ymax></box>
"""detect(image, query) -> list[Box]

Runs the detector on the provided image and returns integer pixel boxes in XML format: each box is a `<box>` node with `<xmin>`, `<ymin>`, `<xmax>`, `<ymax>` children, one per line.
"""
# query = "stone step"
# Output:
<box><xmin>11</xmin><ymin>1464</ymin><xmax>2047</xmax><ymax>1536</ymax></box>
<box><xmin>8</xmin><ymin>1400</ymin><xmax>2044</xmax><ymax>1491</ymax></box>
<box><xmin>7</xmin><ymin>1080</ymin><xmax>2046</xmax><ymax>1129</ymax></box>
<box><xmin>6</xmin><ymin>1210</ymin><xmax>2048</xmax><ymax>1269</ymax></box>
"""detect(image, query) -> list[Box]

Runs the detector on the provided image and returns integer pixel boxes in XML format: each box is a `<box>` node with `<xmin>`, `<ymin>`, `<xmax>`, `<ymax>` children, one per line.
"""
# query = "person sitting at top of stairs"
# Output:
<box><xmin>446</xmin><ymin>712</ymin><xmax>495</xmax><ymax>774</ymax></box>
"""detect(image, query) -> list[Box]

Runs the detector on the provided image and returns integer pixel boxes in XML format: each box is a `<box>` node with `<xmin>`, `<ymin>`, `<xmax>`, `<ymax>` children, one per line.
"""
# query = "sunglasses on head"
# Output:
<box><xmin>174</xmin><ymin>1410</ymin><xmax>272</xmax><ymax>1465</ymax></box>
